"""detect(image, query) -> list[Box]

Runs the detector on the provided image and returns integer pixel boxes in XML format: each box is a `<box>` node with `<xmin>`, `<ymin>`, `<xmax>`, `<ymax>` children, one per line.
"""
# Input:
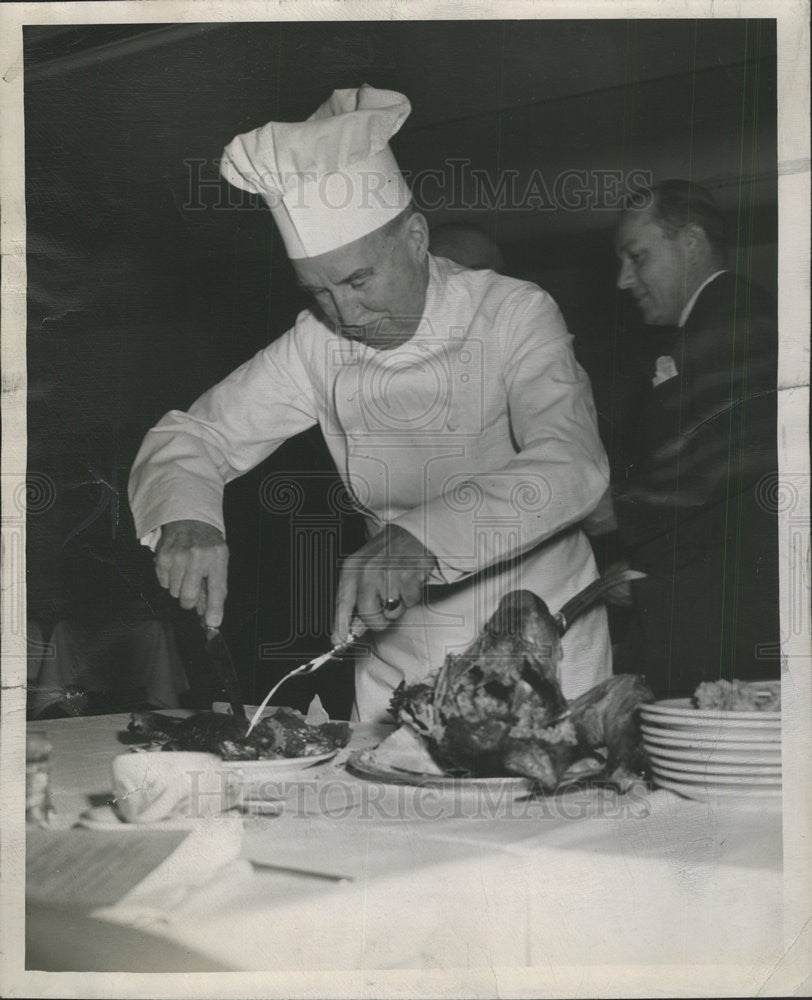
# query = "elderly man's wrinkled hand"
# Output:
<box><xmin>332</xmin><ymin>524</ymin><xmax>437</xmax><ymax>645</ymax></box>
<box><xmin>154</xmin><ymin>519</ymin><xmax>229</xmax><ymax>627</ymax></box>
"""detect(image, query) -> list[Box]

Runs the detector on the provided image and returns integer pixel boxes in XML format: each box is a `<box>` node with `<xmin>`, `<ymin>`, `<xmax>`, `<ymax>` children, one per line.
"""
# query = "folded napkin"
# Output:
<box><xmin>111</xmin><ymin>751</ymin><xmax>241</xmax><ymax>823</ymax></box>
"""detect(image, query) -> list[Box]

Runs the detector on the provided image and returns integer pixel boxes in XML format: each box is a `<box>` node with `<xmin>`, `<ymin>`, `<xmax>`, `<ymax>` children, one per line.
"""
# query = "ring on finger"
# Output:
<box><xmin>382</xmin><ymin>597</ymin><xmax>402</xmax><ymax>613</ymax></box>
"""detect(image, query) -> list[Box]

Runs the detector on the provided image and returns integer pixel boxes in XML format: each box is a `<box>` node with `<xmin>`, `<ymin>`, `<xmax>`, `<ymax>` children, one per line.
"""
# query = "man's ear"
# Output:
<box><xmin>406</xmin><ymin>211</ymin><xmax>430</xmax><ymax>260</ymax></box>
<box><xmin>683</xmin><ymin>222</ymin><xmax>707</xmax><ymax>261</ymax></box>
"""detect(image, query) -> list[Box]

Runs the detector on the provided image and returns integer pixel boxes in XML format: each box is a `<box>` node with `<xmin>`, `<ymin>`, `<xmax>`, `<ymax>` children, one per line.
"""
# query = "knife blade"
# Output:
<box><xmin>203</xmin><ymin>625</ymin><xmax>247</xmax><ymax>721</ymax></box>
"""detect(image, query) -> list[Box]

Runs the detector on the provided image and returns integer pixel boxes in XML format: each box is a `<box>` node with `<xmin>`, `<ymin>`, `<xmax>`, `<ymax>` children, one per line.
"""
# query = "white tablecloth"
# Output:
<box><xmin>28</xmin><ymin>713</ymin><xmax>786</xmax><ymax>988</ymax></box>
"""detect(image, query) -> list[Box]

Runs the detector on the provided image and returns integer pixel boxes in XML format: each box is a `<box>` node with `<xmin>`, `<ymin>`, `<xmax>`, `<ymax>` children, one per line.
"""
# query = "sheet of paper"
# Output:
<box><xmin>26</xmin><ymin>828</ymin><xmax>189</xmax><ymax>910</ymax></box>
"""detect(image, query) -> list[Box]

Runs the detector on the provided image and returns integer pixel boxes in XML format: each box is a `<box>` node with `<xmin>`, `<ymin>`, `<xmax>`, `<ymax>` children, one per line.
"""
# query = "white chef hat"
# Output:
<box><xmin>220</xmin><ymin>84</ymin><xmax>413</xmax><ymax>260</ymax></box>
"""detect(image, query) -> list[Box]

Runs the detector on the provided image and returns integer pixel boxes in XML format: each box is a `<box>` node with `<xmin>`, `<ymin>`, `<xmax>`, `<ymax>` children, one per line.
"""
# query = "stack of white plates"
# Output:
<box><xmin>640</xmin><ymin>698</ymin><xmax>781</xmax><ymax>800</ymax></box>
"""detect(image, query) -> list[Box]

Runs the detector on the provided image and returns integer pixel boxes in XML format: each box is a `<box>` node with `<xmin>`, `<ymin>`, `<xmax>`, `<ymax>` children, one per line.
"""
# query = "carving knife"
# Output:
<box><xmin>203</xmin><ymin>624</ymin><xmax>247</xmax><ymax>722</ymax></box>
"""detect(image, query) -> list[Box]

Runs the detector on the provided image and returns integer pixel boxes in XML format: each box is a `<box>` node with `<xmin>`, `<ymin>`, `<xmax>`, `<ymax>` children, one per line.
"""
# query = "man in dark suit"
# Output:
<box><xmin>611</xmin><ymin>179</ymin><xmax>780</xmax><ymax>697</ymax></box>
<box><xmin>428</xmin><ymin>222</ymin><xmax>505</xmax><ymax>272</ymax></box>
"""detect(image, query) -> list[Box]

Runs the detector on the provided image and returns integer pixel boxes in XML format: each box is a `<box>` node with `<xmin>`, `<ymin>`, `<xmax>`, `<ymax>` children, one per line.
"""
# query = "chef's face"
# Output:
<box><xmin>616</xmin><ymin>207</ymin><xmax>692</xmax><ymax>326</ymax></box>
<box><xmin>293</xmin><ymin>209</ymin><xmax>430</xmax><ymax>350</ymax></box>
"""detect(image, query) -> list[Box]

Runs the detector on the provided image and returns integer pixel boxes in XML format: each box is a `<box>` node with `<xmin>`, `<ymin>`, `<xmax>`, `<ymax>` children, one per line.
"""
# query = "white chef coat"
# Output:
<box><xmin>129</xmin><ymin>255</ymin><xmax>611</xmax><ymax>721</ymax></box>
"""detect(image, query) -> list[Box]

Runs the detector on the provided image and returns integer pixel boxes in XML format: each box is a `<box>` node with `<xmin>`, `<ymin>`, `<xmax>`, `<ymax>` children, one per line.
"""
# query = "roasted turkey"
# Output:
<box><xmin>391</xmin><ymin>583</ymin><xmax>654</xmax><ymax>791</ymax></box>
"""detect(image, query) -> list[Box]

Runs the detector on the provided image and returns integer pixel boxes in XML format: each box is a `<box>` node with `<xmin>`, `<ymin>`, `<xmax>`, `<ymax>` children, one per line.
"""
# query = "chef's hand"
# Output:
<box><xmin>332</xmin><ymin>524</ymin><xmax>437</xmax><ymax>645</ymax></box>
<box><xmin>154</xmin><ymin>519</ymin><xmax>229</xmax><ymax>627</ymax></box>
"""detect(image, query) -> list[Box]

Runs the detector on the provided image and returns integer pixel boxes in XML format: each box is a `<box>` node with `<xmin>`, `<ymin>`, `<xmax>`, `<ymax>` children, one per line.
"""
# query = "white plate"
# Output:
<box><xmin>643</xmin><ymin>743</ymin><xmax>781</xmax><ymax>765</ymax></box>
<box><xmin>220</xmin><ymin>753</ymin><xmax>339</xmax><ymax>802</ymax></box>
<box><xmin>652</xmin><ymin>773</ymin><xmax>783</xmax><ymax>800</ymax></box>
<box><xmin>649</xmin><ymin>760</ymin><xmax>782</xmax><ymax>782</ymax></box>
<box><xmin>649</xmin><ymin>757</ymin><xmax>781</xmax><ymax>785</ymax></box>
<box><xmin>645</xmin><ymin>753</ymin><xmax>781</xmax><ymax>775</ymax></box>
<box><xmin>347</xmin><ymin>749</ymin><xmax>534</xmax><ymax>797</ymax></box>
<box><xmin>220</xmin><ymin>749</ymin><xmax>338</xmax><ymax>770</ymax></box>
<box><xmin>209</xmin><ymin>703</ymin><xmax>348</xmax><ymax>791</ymax></box>
<box><xmin>219</xmin><ymin>750</ymin><xmax>339</xmax><ymax>796</ymax></box>
<box><xmin>639</xmin><ymin>716</ymin><xmax>782</xmax><ymax>738</ymax></box>
<box><xmin>640</xmin><ymin>723</ymin><xmax>781</xmax><ymax>747</ymax></box>
<box><xmin>641</xmin><ymin>697</ymin><xmax>780</xmax><ymax>722</ymax></box>
<box><xmin>644</xmin><ymin>727</ymin><xmax>783</xmax><ymax>745</ymax></box>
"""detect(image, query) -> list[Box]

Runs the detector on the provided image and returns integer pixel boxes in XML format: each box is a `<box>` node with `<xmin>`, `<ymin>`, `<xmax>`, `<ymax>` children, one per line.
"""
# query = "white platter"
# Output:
<box><xmin>347</xmin><ymin>749</ymin><xmax>534</xmax><ymax>797</ymax></box>
<box><xmin>649</xmin><ymin>761</ymin><xmax>782</xmax><ymax>784</ymax></box>
<box><xmin>652</xmin><ymin>773</ymin><xmax>783</xmax><ymax>800</ymax></box>
<box><xmin>640</xmin><ymin>723</ymin><xmax>781</xmax><ymax>747</ymax></box>
<box><xmin>640</xmin><ymin>697</ymin><xmax>780</xmax><ymax>722</ymax></box>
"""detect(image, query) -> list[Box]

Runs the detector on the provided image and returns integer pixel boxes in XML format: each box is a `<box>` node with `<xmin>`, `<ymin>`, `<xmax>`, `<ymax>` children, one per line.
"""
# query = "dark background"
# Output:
<box><xmin>23</xmin><ymin>19</ymin><xmax>777</xmax><ymax>716</ymax></box>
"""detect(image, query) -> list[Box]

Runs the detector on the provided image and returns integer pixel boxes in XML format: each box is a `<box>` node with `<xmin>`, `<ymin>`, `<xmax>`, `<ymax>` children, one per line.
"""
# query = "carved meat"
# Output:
<box><xmin>393</xmin><ymin>589</ymin><xmax>654</xmax><ymax>791</ymax></box>
<box><xmin>124</xmin><ymin>710</ymin><xmax>247</xmax><ymax>751</ymax></box>
<box><xmin>123</xmin><ymin>708</ymin><xmax>350</xmax><ymax>760</ymax></box>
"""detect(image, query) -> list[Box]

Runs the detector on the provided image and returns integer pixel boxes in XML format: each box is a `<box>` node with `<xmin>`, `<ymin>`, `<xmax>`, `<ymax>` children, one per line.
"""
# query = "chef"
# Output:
<box><xmin>129</xmin><ymin>85</ymin><xmax>612</xmax><ymax>722</ymax></box>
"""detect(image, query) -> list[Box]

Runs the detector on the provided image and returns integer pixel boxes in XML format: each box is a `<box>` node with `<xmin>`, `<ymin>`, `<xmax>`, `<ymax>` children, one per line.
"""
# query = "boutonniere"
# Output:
<box><xmin>652</xmin><ymin>355</ymin><xmax>679</xmax><ymax>387</ymax></box>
